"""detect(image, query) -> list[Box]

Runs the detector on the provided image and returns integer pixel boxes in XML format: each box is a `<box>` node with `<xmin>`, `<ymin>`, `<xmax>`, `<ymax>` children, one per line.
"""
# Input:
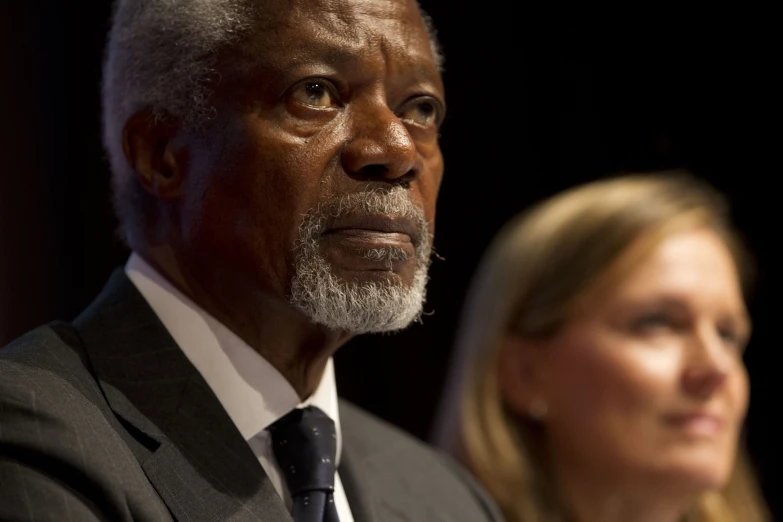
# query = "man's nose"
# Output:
<box><xmin>681</xmin><ymin>327</ymin><xmax>732</xmax><ymax>399</ymax></box>
<box><xmin>341</xmin><ymin>102</ymin><xmax>421</xmax><ymax>184</ymax></box>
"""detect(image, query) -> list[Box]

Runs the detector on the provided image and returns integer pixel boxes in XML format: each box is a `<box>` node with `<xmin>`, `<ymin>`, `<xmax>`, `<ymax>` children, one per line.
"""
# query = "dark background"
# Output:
<box><xmin>1</xmin><ymin>1</ymin><xmax>779</xmax><ymax>516</ymax></box>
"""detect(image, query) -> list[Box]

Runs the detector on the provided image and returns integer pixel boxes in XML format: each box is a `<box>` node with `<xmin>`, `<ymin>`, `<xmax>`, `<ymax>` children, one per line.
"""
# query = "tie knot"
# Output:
<box><xmin>267</xmin><ymin>406</ymin><xmax>337</xmax><ymax>495</ymax></box>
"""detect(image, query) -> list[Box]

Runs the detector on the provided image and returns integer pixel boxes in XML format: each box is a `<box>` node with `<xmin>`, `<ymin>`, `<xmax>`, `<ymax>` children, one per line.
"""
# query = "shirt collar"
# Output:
<box><xmin>124</xmin><ymin>252</ymin><xmax>342</xmax><ymax>461</ymax></box>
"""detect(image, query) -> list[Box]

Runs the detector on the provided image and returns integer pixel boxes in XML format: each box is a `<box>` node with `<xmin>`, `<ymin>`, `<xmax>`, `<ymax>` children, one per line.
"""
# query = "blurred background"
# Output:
<box><xmin>1</xmin><ymin>1</ymin><xmax>778</xmax><ymax>515</ymax></box>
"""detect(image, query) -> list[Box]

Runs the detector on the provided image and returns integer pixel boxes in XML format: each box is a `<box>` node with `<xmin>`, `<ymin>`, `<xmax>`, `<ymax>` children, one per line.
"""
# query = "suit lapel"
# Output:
<box><xmin>340</xmin><ymin>445</ymin><xmax>421</xmax><ymax>522</ymax></box>
<box><xmin>338</xmin><ymin>446</ymin><xmax>380</xmax><ymax>522</ymax></box>
<box><xmin>341</xmin><ymin>443</ymin><xmax>455</xmax><ymax>522</ymax></box>
<box><xmin>339</xmin><ymin>401</ymin><xmax>458</xmax><ymax>522</ymax></box>
<box><xmin>339</xmin><ymin>406</ymin><xmax>414</xmax><ymax>522</ymax></box>
<box><xmin>74</xmin><ymin>269</ymin><xmax>291</xmax><ymax>522</ymax></box>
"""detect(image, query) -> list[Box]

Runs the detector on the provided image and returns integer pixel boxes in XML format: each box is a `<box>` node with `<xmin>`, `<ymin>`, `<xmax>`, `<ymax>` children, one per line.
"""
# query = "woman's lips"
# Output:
<box><xmin>664</xmin><ymin>412</ymin><xmax>726</xmax><ymax>437</ymax></box>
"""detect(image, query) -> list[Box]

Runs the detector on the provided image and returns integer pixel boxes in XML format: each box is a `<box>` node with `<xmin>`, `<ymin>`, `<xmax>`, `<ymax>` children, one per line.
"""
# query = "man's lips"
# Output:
<box><xmin>322</xmin><ymin>214</ymin><xmax>421</xmax><ymax>246</ymax></box>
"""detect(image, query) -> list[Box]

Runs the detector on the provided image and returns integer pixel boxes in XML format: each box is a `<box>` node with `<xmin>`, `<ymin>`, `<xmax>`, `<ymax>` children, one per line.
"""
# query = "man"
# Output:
<box><xmin>0</xmin><ymin>0</ymin><xmax>502</xmax><ymax>521</ymax></box>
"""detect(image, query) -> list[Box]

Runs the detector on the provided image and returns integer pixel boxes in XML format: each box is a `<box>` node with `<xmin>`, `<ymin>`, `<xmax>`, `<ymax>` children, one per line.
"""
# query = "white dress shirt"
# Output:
<box><xmin>125</xmin><ymin>253</ymin><xmax>355</xmax><ymax>522</ymax></box>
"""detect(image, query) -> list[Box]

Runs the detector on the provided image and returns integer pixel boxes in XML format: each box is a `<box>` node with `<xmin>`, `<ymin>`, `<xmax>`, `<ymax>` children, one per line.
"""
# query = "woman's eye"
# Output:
<box><xmin>635</xmin><ymin>314</ymin><xmax>672</xmax><ymax>332</ymax></box>
<box><xmin>291</xmin><ymin>81</ymin><xmax>337</xmax><ymax>108</ymax></box>
<box><xmin>718</xmin><ymin>328</ymin><xmax>743</xmax><ymax>350</ymax></box>
<box><xmin>399</xmin><ymin>99</ymin><xmax>439</xmax><ymax>127</ymax></box>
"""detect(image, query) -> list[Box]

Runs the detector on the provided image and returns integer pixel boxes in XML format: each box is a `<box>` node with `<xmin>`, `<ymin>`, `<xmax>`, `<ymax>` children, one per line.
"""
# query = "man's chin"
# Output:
<box><xmin>326</xmin><ymin>265</ymin><xmax>415</xmax><ymax>288</ymax></box>
<box><xmin>288</xmin><ymin>260</ymin><xmax>427</xmax><ymax>334</ymax></box>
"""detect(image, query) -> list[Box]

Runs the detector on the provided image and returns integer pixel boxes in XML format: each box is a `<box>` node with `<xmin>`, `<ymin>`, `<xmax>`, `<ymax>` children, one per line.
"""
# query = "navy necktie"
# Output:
<box><xmin>268</xmin><ymin>406</ymin><xmax>340</xmax><ymax>522</ymax></box>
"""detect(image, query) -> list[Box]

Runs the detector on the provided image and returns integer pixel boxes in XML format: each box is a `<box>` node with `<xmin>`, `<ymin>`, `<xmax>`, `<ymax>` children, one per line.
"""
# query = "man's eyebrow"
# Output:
<box><xmin>280</xmin><ymin>39</ymin><xmax>442</xmax><ymax>83</ymax></box>
<box><xmin>301</xmin><ymin>43</ymin><xmax>365</xmax><ymax>66</ymax></box>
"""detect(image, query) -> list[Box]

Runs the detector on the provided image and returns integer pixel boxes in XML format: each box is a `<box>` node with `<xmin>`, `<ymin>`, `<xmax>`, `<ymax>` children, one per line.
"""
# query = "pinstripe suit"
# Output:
<box><xmin>0</xmin><ymin>270</ymin><xmax>501</xmax><ymax>522</ymax></box>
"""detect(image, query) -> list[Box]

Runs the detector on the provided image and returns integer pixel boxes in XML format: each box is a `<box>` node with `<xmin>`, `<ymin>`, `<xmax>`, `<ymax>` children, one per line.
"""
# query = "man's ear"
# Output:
<box><xmin>498</xmin><ymin>334</ymin><xmax>547</xmax><ymax>417</ymax></box>
<box><xmin>122</xmin><ymin>110</ymin><xmax>186</xmax><ymax>199</ymax></box>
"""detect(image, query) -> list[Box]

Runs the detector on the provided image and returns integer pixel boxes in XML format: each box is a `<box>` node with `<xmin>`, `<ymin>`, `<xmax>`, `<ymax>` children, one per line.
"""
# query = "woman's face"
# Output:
<box><xmin>540</xmin><ymin>228</ymin><xmax>750</xmax><ymax>494</ymax></box>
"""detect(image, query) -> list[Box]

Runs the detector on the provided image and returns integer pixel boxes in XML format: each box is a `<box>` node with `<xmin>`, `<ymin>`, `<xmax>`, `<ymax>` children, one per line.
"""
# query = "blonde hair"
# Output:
<box><xmin>432</xmin><ymin>172</ymin><xmax>769</xmax><ymax>522</ymax></box>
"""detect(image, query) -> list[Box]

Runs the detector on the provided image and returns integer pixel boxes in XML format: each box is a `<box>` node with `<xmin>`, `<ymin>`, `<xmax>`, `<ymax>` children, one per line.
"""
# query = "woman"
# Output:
<box><xmin>432</xmin><ymin>173</ymin><xmax>769</xmax><ymax>522</ymax></box>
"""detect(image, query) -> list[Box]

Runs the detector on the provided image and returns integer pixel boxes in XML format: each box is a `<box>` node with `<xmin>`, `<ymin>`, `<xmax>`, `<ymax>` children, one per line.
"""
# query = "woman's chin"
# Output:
<box><xmin>651</xmin><ymin>456</ymin><xmax>734</xmax><ymax>496</ymax></box>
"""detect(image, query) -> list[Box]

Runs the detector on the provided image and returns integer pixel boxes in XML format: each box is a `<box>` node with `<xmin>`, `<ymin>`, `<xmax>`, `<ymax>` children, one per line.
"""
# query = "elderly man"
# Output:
<box><xmin>0</xmin><ymin>0</ymin><xmax>501</xmax><ymax>521</ymax></box>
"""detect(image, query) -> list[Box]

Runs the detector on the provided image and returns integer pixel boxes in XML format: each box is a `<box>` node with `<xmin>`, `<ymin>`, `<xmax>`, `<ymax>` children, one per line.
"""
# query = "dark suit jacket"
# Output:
<box><xmin>0</xmin><ymin>270</ymin><xmax>502</xmax><ymax>522</ymax></box>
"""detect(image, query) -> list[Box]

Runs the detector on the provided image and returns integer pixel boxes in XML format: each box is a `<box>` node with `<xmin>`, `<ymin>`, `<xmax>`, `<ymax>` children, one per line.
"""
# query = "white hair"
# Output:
<box><xmin>289</xmin><ymin>187</ymin><xmax>432</xmax><ymax>333</ymax></box>
<box><xmin>102</xmin><ymin>0</ymin><xmax>259</xmax><ymax>240</ymax></box>
<box><xmin>101</xmin><ymin>0</ymin><xmax>443</xmax><ymax>242</ymax></box>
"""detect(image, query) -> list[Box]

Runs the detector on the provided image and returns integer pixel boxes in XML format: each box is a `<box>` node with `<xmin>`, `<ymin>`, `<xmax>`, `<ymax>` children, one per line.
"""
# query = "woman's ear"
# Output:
<box><xmin>498</xmin><ymin>334</ymin><xmax>548</xmax><ymax>419</ymax></box>
<box><xmin>122</xmin><ymin>110</ymin><xmax>187</xmax><ymax>200</ymax></box>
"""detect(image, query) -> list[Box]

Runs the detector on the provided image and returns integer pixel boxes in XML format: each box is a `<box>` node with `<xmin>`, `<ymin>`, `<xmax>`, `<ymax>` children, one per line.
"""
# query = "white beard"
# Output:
<box><xmin>288</xmin><ymin>187</ymin><xmax>432</xmax><ymax>334</ymax></box>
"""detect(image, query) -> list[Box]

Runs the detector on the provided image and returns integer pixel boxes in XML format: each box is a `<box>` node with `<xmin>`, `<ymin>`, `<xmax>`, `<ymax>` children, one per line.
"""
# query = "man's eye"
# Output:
<box><xmin>291</xmin><ymin>81</ymin><xmax>337</xmax><ymax>108</ymax></box>
<box><xmin>399</xmin><ymin>100</ymin><xmax>439</xmax><ymax>127</ymax></box>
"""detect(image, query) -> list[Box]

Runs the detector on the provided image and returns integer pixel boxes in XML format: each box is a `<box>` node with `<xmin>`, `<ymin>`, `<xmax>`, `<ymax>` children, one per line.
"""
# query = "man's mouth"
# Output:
<box><xmin>322</xmin><ymin>214</ymin><xmax>421</xmax><ymax>248</ymax></box>
<box><xmin>316</xmin><ymin>214</ymin><xmax>422</xmax><ymax>274</ymax></box>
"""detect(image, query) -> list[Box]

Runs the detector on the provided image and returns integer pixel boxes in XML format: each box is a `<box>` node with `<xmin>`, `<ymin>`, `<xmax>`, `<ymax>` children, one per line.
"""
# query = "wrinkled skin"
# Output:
<box><xmin>123</xmin><ymin>0</ymin><xmax>445</xmax><ymax>398</ymax></box>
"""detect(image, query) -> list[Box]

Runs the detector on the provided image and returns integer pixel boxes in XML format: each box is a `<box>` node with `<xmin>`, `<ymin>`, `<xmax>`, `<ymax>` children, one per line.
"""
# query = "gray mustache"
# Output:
<box><xmin>299</xmin><ymin>187</ymin><xmax>430</xmax><ymax>250</ymax></box>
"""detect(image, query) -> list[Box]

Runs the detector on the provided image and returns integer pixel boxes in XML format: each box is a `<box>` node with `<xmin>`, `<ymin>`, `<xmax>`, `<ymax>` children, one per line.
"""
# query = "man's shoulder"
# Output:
<box><xmin>0</xmin><ymin>321</ymin><xmax>97</xmax><ymax>396</ymax></box>
<box><xmin>0</xmin><ymin>321</ymin><xmax>112</xmax><ymax>433</ymax></box>
<box><xmin>0</xmin><ymin>323</ymin><xmax>171</xmax><ymax>521</ymax></box>
<box><xmin>339</xmin><ymin>400</ymin><xmax>502</xmax><ymax>522</ymax></box>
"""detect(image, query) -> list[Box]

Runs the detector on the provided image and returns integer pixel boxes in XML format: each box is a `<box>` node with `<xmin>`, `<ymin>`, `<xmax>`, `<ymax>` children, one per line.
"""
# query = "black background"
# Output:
<box><xmin>1</xmin><ymin>1</ymin><xmax>779</xmax><ymax>515</ymax></box>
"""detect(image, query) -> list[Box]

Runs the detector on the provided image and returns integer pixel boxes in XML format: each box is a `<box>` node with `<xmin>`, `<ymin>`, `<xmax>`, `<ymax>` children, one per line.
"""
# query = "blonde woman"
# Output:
<box><xmin>432</xmin><ymin>173</ymin><xmax>769</xmax><ymax>522</ymax></box>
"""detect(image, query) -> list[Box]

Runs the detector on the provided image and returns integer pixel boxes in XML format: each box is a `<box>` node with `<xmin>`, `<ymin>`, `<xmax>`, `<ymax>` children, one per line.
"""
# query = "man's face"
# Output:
<box><xmin>173</xmin><ymin>0</ymin><xmax>445</xmax><ymax>333</ymax></box>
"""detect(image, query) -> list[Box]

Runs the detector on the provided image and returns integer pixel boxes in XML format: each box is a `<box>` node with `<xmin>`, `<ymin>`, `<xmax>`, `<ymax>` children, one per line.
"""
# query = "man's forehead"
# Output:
<box><xmin>233</xmin><ymin>0</ymin><xmax>438</xmax><ymax>77</ymax></box>
<box><xmin>257</xmin><ymin>0</ymin><xmax>417</xmax><ymax>24</ymax></box>
<box><xmin>254</xmin><ymin>0</ymin><xmax>424</xmax><ymax>41</ymax></box>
